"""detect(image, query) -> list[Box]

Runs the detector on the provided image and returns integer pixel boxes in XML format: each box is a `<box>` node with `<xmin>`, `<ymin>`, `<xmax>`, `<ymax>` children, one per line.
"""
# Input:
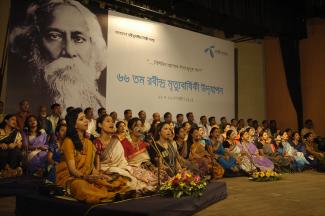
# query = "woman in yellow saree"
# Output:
<box><xmin>188</xmin><ymin>127</ymin><xmax>224</xmax><ymax>179</ymax></box>
<box><xmin>56</xmin><ymin>108</ymin><xmax>129</xmax><ymax>204</ymax></box>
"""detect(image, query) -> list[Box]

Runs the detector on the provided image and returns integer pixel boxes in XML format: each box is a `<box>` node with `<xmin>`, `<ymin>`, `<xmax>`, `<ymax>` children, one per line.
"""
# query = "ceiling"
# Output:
<box><xmin>84</xmin><ymin>0</ymin><xmax>325</xmax><ymax>41</ymax></box>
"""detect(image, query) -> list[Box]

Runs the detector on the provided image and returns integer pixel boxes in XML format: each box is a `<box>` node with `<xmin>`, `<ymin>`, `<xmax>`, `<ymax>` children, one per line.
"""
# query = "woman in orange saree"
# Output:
<box><xmin>56</xmin><ymin>108</ymin><xmax>129</xmax><ymax>204</ymax></box>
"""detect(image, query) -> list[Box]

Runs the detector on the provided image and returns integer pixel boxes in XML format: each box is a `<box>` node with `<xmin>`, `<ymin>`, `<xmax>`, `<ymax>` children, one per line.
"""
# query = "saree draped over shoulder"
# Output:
<box><xmin>56</xmin><ymin>138</ymin><xmax>129</xmax><ymax>204</ymax></box>
<box><xmin>94</xmin><ymin>138</ymin><xmax>156</xmax><ymax>191</ymax></box>
<box><xmin>0</xmin><ymin>129</ymin><xmax>23</xmax><ymax>170</ymax></box>
<box><xmin>189</xmin><ymin>142</ymin><xmax>224</xmax><ymax>179</ymax></box>
<box><xmin>282</xmin><ymin>141</ymin><xmax>309</xmax><ymax>170</ymax></box>
<box><xmin>120</xmin><ymin>138</ymin><xmax>157</xmax><ymax>186</ymax></box>
<box><xmin>238</xmin><ymin>142</ymin><xmax>274</xmax><ymax>171</ymax></box>
<box><xmin>22</xmin><ymin>131</ymin><xmax>48</xmax><ymax>174</ymax></box>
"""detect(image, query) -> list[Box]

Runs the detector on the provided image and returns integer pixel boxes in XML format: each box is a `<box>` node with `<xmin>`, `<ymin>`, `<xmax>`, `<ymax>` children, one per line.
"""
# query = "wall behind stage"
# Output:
<box><xmin>300</xmin><ymin>19</ymin><xmax>325</xmax><ymax>137</ymax></box>
<box><xmin>236</xmin><ymin>41</ymin><xmax>266</xmax><ymax>122</ymax></box>
<box><xmin>0</xmin><ymin>0</ymin><xmax>10</xmax><ymax>101</ymax></box>
<box><xmin>1</xmin><ymin>1</ymin><xmax>265</xmax><ymax>123</ymax></box>
<box><xmin>265</xmin><ymin>19</ymin><xmax>325</xmax><ymax>136</ymax></box>
<box><xmin>106</xmin><ymin>11</ymin><xmax>235</xmax><ymax>120</ymax></box>
<box><xmin>264</xmin><ymin>37</ymin><xmax>298</xmax><ymax>130</ymax></box>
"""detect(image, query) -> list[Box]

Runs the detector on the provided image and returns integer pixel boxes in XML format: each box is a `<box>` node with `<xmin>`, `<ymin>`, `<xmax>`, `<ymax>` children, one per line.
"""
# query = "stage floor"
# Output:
<box><xmin>14</xmin><ymin>181</ymin><xmax>227</xmax><ymax>216</ymax></box>
<box><xmin>195</xmin><ymin>170</ymin><xmax>325</xmax><ymax>216</ymax></box>
<box><xmin>2</xmin><ymin>171</ymin><xmax>325</xmax><ymax>216</ymax></box>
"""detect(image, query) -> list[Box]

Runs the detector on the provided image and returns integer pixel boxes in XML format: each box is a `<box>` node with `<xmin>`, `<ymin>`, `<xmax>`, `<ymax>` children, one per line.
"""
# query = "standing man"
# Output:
<box><xmin>38</xmin><ymin>106</ymin><xmax>52</xmax><ymax>135</ymax></box>
<box><xmin>110</xmin><ymin>111</ymin><xmax>119</xmax><ymax>125</ymax></box>
<box><xmin>15</xmin><ymin>100</ymin><xmax>31</xmax><ymax>130</ymax></box>
<box><xmin>85</xmin><ymin>107</ymin><xmax>97</xmax><ymax>137</ymax></box>
<box><xmin>152</xmin><ymin>112</ymin><xmax>161</xmax><ymax>124</ymax></box>
<box><xmin>186</xmin><ymin>112</ymin><xmax>198</xmax><ymax>128</ymax></box>
<box><xmin>175</xmin><ymin>113</ymin><xmax>184</xmax><ymax>129</ymax></box>
<box><xmin>199</xmin><ymin>115</ymin><xmax>211</xmax><ymax>138</ymax></box>
<box><xmin>138</xmin><ymin>110</ymin><xmax>150</xmax><ymax>133</ymax></box>
<box><xmin>208</xmin><ymin>116</ymin><xmax>217</xmax><ymax>127</ymax></box>
<box><xmin>97</xmin><ymin>107</ymin><xmax>107</xmax><ymax>119</ymax></box>
<box><xmin>47</xmin><ymin>103</ymin><xmax>62</xmax><ymax>133</ymax></box>
<box><xmin>123</xmin><ymin>109</ymin><xmax>133</xmax><ymax>125</ymax></box>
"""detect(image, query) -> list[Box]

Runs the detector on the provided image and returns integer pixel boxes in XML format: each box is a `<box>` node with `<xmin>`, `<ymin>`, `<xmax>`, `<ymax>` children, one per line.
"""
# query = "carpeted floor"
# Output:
<box><xmin>1</xmin><ymin>170</ymin><xmax>325</xmax><ymax>216</ymax></box>
<box><xmin>195</xmin><ymin>170</ymin><xmax>325</xmax><ymax>216</ymax></box>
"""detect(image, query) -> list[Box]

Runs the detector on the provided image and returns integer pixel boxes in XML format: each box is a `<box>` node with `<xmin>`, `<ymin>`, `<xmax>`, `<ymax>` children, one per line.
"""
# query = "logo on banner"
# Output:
<box><xmin>204</xmin><ymin>45</ymin><xmax>215</xmax><ymax>58</ymax></box>
<box><xmin>204</xmin><ymin>45</ymin><xmax>228</xmax><ymax>58</ymax></box>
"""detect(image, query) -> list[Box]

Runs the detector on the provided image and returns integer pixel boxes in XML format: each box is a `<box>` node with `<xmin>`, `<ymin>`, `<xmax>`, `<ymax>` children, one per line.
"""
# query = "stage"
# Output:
<box><xmin>0</xmin><ymin>176</ymin><xmax>42</xmax><ymax>197</ymax></box>
<box><xmin>0</xmin><ymin>177</ymin><xmax>227</xmax><ymax>216</ymax></box>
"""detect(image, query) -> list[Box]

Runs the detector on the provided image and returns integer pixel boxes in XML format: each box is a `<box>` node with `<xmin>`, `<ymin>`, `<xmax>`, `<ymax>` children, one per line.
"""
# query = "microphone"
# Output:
<box><xmin>139</xmin><ymin>131</ymin><xmax>151</xmax><ymax>143</ymax></box>
<box><xmin>139</xmin><ymin>131</ymin><xmax>146</xmax><ymax>140</ymax></box>
<box><xmin>145</xmin><ymin>134</ymin><xmax>162</xmax><ymax>189</ymax></box>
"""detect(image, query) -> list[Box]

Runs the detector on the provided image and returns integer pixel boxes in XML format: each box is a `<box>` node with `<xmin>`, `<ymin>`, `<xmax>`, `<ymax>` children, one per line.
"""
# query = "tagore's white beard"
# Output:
<box><xmin>43</xmin><ymin>57</ymin><xmax>105</xmax><ymax>111</ymax></box>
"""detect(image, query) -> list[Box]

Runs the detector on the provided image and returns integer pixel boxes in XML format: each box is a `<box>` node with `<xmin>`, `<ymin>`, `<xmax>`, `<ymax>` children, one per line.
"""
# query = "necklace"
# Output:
<box><xmin>74</xmin><ymin>138</ymin><xmax>87</xmax><ymax>156</ymax></box>
<box><xmin>81</xmin><ymin>139</ymin><xmax>87</xmax><ymax>155</ymax></box>
<box><xmin>131</xmin><ymin>138</ymin><xmax>140</xmax><ymax>151</ymax></box>
<box><xmin>100</xmin><ymin>138</ymin><xmax>114</xmax><ymax>163</ymax></box>
<box><xmin>242</xmin><ymin>141</ymin><xmax>249</xmax><ymax>152</ymax></box>
<box><xmin>158</xmin><ymin>141</ymin><xmax>175</xmax><ymax>167</ymax></box>
<box><xmin>4</xmin><ymin>127</ymin><xmax>12</xmax><ymax>135</ymax></box>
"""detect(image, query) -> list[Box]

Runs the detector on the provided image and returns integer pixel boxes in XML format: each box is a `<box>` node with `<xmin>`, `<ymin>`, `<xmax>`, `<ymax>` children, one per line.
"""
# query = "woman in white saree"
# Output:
<box><xmin>94</xmin><ymin>114</ymin><xmax>156</xmax><ymax>192</ymax></box>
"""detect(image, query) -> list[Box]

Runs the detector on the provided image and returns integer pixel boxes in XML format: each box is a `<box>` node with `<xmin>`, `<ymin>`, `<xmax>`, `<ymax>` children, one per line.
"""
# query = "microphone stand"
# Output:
<box><xmin>147</xmin><ymin>134</ymin><xmax>161</xmax><ymax>190</ymax></box>
<box><xmin>22</xmin><ymin>127</ymin><xmax>30</xmax><ymax>177</ymax></box>
<box><xmin>157</xmin><ymin>155</ymin><xmax>161</xmax><ymax>190</ymax></box>
<box><xmin>147</xmin><ymin>134</ymin><xmax>172</xmax><ymax>191</ymax></box>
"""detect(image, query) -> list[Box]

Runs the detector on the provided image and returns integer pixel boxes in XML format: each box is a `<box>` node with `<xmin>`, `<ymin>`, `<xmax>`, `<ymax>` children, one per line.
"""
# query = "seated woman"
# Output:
<box><xmin>247</xmin><ymin>127</ymin><xmax>259</xmax><ymax>145</ymax></box>
<box><xmin>304</xmin><ymin>132</ymin><xmax>325</xmax><ymax>172</ymax></box>
<box><xmin>291</xmin><ymin>131</ymin><xmax>305</xmax><ymax>153</ymax></box>
<box><xmin>262</xmin><ymin>134</ymin><xmax>292</xmax><ymax>173</ymax></box>
<box><xmin>22</xmin><ymin>115</ymin><xmax>48</xmax><ymax>176</ymax></box>
<box><xmin>224</xmin><ymin>129</ymin><xmax>255</xmax><ymax>174</ymax></box>
<box><xmin>221</xmin><ymin>124</ymin><xmax>231</xmax><ymax>141</ymax></box>
<box><xmin>238</xmin><ymin>129</ymin><xmax>274</xmax><ymax>172</ymax></box>
<box><xmin>289</xmin><ymin>131</ymin><xmax>315</xmax><ymax>168</ymax></box>
<box><xmin>280</xmin><ymin>131</ymin><xmax>309</xmax><ymax>171</ymax></box>
<box><xmin>56</xmin><ymin>108</ymin><xmax>129</xmax><ymax>204</ymax></box>
<box><xmin>198</xmin><ymin>127</ymin><xmax>210</xmax><ymax>146</ymax></box>
<box><xmin>116</xmin><ymin>121</ymin><xmax>127</xmax><ymax>141</ymax></box>
<box><xmin>174</xmin><ymin>126</ymin><xmax>189</xmax><ymax>159</ymax></box>
<box><xmin>170</xmin><ymin>126</ymin><xmax>200</xmax><ymax>176</ymax></box>
<box><xmin>256</xmin><ymin>130</ymin><xmax>275</xmax><ymax>156</ymax></box>
<box><xmin>94</xmin><ymin>114</ymin><xmax>154</xmax><ymax>192</ymax></box>
<box><xmin>188</xmin><ymin>127</ymin><xmax>224</xmax><ymax>179</ymax></box>
<box><xmin>148</xmin><ymin>122</ymin><xmax>182</xmax><ymax>180</ymax></box>
<box><xmin>181</xmin><ymin>121</ymin><xmax>192</xmax><ymax>141</ymax></box>
<box><xmin>46</xmin><ymin>123</ymin><xmax>67</xmax><ymax>183</ymax></box>
<box><xmin>120</xmin><ymin>117</ymin><xmax>157</xmax><ymax>186</ymax></box>
<box><xmin>0</xmin><ymin>114</ymin><xmax>23</xmax><ymax>177</ymax></box>
<box><xmin>207</xmin><ymin>127</ymin><xmax>238</xmax><ymax>177</ymax></box>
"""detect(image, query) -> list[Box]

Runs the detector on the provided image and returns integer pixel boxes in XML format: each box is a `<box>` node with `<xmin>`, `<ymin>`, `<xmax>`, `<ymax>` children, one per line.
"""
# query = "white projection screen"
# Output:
<box><xmin>107</xmin><ymin>11</ymin><xmax>234</xmax><ymax>120</ymax></box>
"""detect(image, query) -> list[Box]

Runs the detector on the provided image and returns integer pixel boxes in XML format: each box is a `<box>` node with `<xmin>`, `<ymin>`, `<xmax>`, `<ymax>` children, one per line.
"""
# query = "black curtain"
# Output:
<box><xmin>279</xmin><ymin>37</ymin><xmax>304</xmax><ymax>130</ymax></box>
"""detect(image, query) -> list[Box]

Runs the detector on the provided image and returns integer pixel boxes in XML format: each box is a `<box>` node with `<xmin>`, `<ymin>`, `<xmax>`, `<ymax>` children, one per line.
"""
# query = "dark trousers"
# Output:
<box><xmin>0</xmin><ymin>148</ymin><xmax>23</xmax><ymax>170</ymax></box>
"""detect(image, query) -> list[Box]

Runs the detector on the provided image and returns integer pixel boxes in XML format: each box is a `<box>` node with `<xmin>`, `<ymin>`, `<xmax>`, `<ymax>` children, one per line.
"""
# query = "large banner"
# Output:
<box><xmin>7</xmin><ymin>0</ymin><xmax>234</xmax><ymax>119</ymax></box>
<box><xmin>107</xmin><ymin>11</ymin><xmax>234</xmax><ymax>119</ymax></box>
<box><xmin>7</xmin><ymin>0</ymin><xmax>108</xmax><ymax>113</ymax></box>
